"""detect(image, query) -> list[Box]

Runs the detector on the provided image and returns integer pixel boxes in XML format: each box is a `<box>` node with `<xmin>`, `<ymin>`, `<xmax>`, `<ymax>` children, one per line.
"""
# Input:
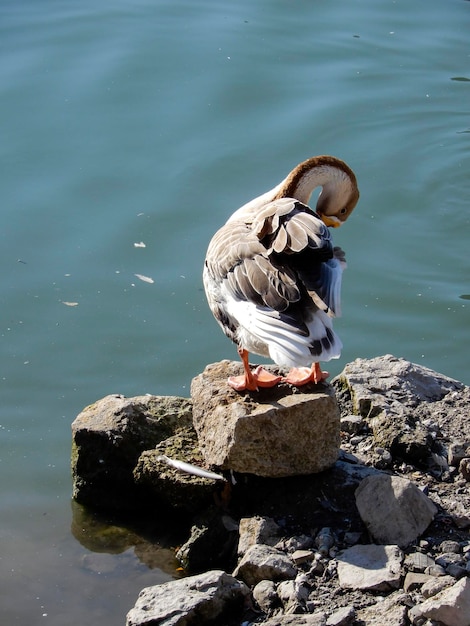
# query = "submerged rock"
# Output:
<box><xmin>191</xmin><ymin>360</ymin><xmax>340</xmax><ymax>477</ymax></box>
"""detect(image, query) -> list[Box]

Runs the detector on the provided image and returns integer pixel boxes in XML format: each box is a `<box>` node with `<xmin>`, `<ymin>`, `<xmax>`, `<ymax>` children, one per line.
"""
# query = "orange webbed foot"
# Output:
<box><xmin>228</xmin><ymin>366</ymin><xmax>282</xmax><ymax>392</ymax></box>
<box><xmin>252</xmin><ymin>365</ymin><xmax>283</xmax><ymax>388</ymax></box>
<box><xmin>283</xmin><ymin>363</ymin><xmax>329</xmax><ymax>386</ymax></box>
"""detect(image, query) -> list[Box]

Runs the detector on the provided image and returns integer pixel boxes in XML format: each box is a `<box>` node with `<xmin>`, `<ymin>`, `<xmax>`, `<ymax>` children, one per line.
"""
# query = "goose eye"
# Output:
<box><xmin>340</xmin><ymin>207</ymin><xmax>347</xmax><ymax>215</ymax></box>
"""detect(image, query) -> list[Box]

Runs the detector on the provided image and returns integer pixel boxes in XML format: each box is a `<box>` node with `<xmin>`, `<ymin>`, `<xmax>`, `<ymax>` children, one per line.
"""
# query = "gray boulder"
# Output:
<box><xmin>71</xmin><ymin>394</ymin><xmax>192</xmax><ymax>511</ymax></box>
<box><xmin>408</xmin><ymin>576</ymin><xmax>470</xmax><ymax>626</ymax></box>
<box><xmin>333</xmin><ymin>354</ymin><xmax>464</xmax><ymax>465</ymax></box>
<box><xmin>126</xmin><ymin>569</ymin><xmax>250</xmax><ymax>626</ymax></box>
<box><xmin>335</xmin><ymin>354</ymin><xmax>462</xmax><ymax>411</ymax></box>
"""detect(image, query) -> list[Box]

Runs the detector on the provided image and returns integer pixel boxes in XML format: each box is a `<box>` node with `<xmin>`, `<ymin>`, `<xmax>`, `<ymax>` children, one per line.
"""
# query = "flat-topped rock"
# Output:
<box><xmin>191</xmin><ymin>360</ymin><xmax>340</xmax><ymax>477</ymax></box>
<box><xmin>337</xmin><ymin>544</ymin><xmax>404</xmax><ymax>592</ymax></box>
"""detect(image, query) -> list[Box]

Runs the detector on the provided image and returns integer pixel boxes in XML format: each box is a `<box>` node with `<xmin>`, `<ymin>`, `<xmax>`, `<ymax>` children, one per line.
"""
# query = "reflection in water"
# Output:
<box><xmin>70</xmin><ymin>500</ymin><xmax>186</xmax><ymax>576</ymax></box>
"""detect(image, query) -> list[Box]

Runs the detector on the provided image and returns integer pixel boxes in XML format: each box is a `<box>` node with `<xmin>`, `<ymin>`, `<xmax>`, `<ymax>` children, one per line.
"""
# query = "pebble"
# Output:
<box><xmin>446</xmin><ymin>563</ymin><xmax>467</xmax><ymax>578</ymax></box>
<box><xmin>325</xmin><ymin>559</ymin><xmax>337</xmax><ymax>578</ymax></box>
<box><xmin>438</xmin><ymin>539</ymin><xmax>461</xmax><ymax>553</ymax></box>
<box><xmin>277</xmin><ymin>574</ymin><xmax>309</xmax><ymax>613</ymax></box>
<box><xmin>405</xmin><ymin>551</ymin><xmax>435</xmax><ymax>572</ymax></box>
<box><xmin>408</xmin><ymin>577</ymin><xmax>470</xmax><ymax>626</ymax></box>
<box><xmin>326</xmin><ymin>605</ymin><xmax>356</xmax><ymax>626</ymax></box>
<box><xmin>403</xmin><ymin>572</ymin><xmax>432</xmax><ymax>592</ymax></box>
<box><xmin>447</xmin><ymin>442</ymin><xmax>468</xmax><ymax>467</ymax></box>
<box><xmin>425</xmin><ymin>564</ymin><xmax>446</xmax><ymax>577</ymax></box>
<box><xmin>280</xmin><ymin>534</ymin><xmax>314</xmax><ymax>553</ymax></box>
<box><xmin>315</xmin><ymin>528</ymin><xmax>335</xmax><ymax>556</ymax></box>
<box><xmin>308</xmin><ymin>555</ymin><xmax>326</xmax><ymax>576</ymax></box>
<box><xmin>340</xmin><ymin>415</ymin><xmax>364</xmax><ymax>435</ymax></box>
<box><xmin>435</xmin><ymin>552</ymin><xmax>465</xmax><ymax>569</ymax></box>
<box><xmin>277</xmin><ymin>580</ymin><xmax>296</xmax><ymax>608</ymax></box>
<box><xmin>375</xmin><ymin>448</ymin><xmax>393</xmax><ymax>468</ymax></box>
<box><xmin>421</xmin><ymin>575</ymin><xmax>455</xmax><ymax>598</ymax></box>
<box><xmin>253</xmin><ymin>580</ymin><xmax>278</xmax><ymax>613</ymax></box>
<box><xmin>343</xmin><ymin>531</ymin><xmax>362</xmax><ymax>546</ymax></box>
<box><xmin>238</xmin><ymin>516</ymin><xmax>281</xmax><ymax>556</ymax></box>
<box><xmin>350</xmin><ymin>435</ymin><xmax>366</xmax><ymax>446</ymax></box>
<box><xmin>459</xmin><ymin>457</ymin><xmax>470</xmax><ymax>480</ymax></box>
<box><xmin>355</xmin><ymin>474</ymin><xmax>437</xmax><ymax>548</ymax></box>
<box><xmin>292</xmin><ymin>550</ymin><xmax>315</xmax><ymax>566</ymax></box>
<box><xmin>233</xmin><ymin>544</ymin><xmax>297</xmax><ymax>587</ymax></box>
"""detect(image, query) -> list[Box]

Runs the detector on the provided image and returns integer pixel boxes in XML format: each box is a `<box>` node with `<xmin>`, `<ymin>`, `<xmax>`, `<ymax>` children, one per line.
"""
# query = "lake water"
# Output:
<box><xmin>1</xmin><ymin>0</ymin><xmax>469</xmax><ymax>623</ymax></box>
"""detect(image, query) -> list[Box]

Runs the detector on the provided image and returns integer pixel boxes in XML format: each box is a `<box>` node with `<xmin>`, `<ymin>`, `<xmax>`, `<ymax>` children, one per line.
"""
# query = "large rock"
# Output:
<box><xmin>355</xmin><ymin>474</ymin><xmax>437</xmax><ymax>547</ymax></box>
<box><xmin>334</xmin><ymin>356</ymin><xmax>470</xmax><ymax>529</ymax></box>
<box><xmin>191</xmin><ymin>361</ymin><xmax>340</xmax><ymax>477</ymax></box>
<box><xmin>337</xmin><ymin>544</ymin><xmax>403</xmax><ymax>591</ymax></box>
<box><xmin>126</xmin><ymin>569</ymin><xmax>250</xmax><ymax>626</ymax></box>
<box><xmin>335</xmin><ymin>354</ymin><xmax>463</xmax><ymax>412</ymax></box>
<box><xmin>333</xmin><ymin>354</ymin><xmax>464</xmax><ymax>465</ymax></box>
<box><xmin>408</xmin><ymin>577</ymin><xmax>470</xmax><ymax>626</ymax></box>
<box><xmin>71</xmin><ymin>394</ymin><xmax>192</xmax><ymax>511</ymax></box>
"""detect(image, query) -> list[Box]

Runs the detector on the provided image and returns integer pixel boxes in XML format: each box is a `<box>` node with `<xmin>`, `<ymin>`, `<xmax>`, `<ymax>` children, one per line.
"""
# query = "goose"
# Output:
<box><xmin>203</xmin><ymin>155</ymin><xmax>359</xmax><ymax>392</ymax></box>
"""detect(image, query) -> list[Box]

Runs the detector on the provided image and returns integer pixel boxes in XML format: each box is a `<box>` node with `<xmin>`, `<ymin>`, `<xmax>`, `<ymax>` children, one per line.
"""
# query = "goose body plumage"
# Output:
<box><xmin>203</xmin><ymin>155</ymin><xmax>359</xmax><ymax>391</ymax></box>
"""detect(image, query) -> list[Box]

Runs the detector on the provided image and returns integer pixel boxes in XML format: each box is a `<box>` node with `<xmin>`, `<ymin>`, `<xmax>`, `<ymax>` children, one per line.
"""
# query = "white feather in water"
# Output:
<box><xmin>156</xmin><ymin>455</ymin><xmax>226</xmax><ymax>481</ymax></box>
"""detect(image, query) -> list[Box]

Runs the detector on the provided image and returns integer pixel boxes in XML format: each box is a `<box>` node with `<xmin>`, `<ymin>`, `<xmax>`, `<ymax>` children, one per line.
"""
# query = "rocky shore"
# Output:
<box><xmin>71</xmin><ymin>355</ymin><xmax>470</xmax><ymax>626</ymax></box>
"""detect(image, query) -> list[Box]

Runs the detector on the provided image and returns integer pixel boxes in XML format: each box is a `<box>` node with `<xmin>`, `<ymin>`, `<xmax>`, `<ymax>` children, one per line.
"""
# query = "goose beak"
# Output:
<box><xmin>319</xmin><ymin>214</ymin><xmax>341</xmax><ymax>228</ymax></box>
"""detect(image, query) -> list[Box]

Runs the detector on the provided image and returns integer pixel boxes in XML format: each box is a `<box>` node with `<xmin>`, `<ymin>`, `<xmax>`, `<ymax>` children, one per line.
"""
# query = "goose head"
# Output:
<box><xmin>275</xmin><ymin>155</ymin><xmax>360</xmax><ymax>228</ymax></box>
